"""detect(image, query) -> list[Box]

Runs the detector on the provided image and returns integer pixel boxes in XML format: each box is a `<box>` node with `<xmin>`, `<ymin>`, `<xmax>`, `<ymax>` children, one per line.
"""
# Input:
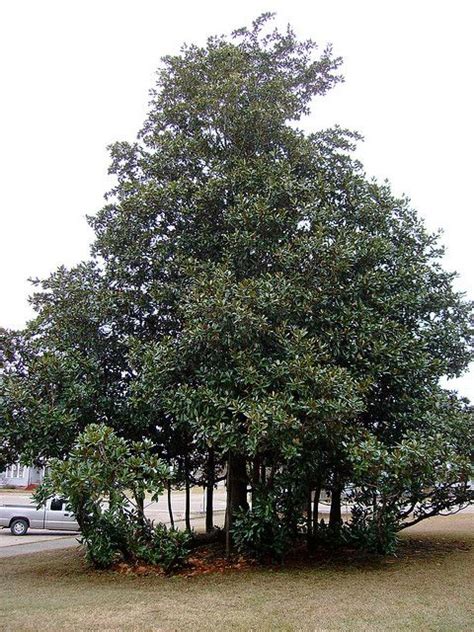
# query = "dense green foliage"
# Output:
<box><xmin>1</xmin><ymin>14</ymin><xmax>473</xmax><ymax>558</ymax></box>
<box><xmin>232</xmin><ymin>493</ymin><xmax>292</xmax><ymax>561</ymax></box>
<box><xmin>34</xmin><ymin>424</ymin><xmax>190</xmax><ymax>570</ymax></box>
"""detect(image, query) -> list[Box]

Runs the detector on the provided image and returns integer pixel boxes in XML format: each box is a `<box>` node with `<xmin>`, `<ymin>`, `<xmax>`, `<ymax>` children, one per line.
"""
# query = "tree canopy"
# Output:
<box><xmin>1</xmin><ymin>14</ymin><xmax>472</xmax><ymax>556</ymax></box>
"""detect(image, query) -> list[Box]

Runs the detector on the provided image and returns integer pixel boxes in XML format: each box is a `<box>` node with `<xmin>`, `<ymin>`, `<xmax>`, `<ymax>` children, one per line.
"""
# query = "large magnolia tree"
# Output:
<box><xmin>1</xmin><ymin>14</ymin><xmax>472</xmax><ymax>554</ymax></box>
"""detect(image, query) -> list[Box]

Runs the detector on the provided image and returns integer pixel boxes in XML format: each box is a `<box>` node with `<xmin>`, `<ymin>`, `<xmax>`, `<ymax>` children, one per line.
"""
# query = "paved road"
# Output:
<box><xmin>0</xmin><ymin>534</ymin><xmax>80</xmax><ymax>558</ymax></box>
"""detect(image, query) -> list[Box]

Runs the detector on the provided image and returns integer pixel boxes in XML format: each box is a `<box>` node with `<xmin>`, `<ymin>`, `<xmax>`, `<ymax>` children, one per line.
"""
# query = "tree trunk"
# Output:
<box><xmin>230</xmin><ymin>453</ymin><xmax>248</xmax><ymax>514</ymax></box>
<box><xmin>225</xmin><ymin>452</ymin><xmax>248</xmax><ymax>557</ymax></box>
<box><xmin>306</xmin><ymin>488</ymin><xmax>313</xmax><ymax>545</ymax></box>
<box><xmin>184</xmin><ymin>455</ymin><xmax>191</xmax><ymax>532</ymax></box>
<box><xmin>205</xmin><ymin>449</ymin><xmax>214</xmax><ymax>533</ymax></box>
<box><xmin>312</xmin><ymin>480</ymin><xmax>322</xmax><ymax>534</ymax></box>
<box><xmin>134</xmin><ymin>490</ymin><xmax>146</xmax><ymax>529</ymax></box>
<box><xmin>167</xmin><ymin>481</ymin><xmax>175</xmax><ymax>529</ymax></box>
<box><xmin>329</xmin><ymin>482</ymin><xmax>343</xmax><ymax>529</ymax></box>
<box><xmin>225</xmin><ymin>454</ymin><xmax>232</xmax><ymax>558</ymax></box>
<box><xmin>251</xmin><ymin>456</ymin><xmax>261</xmax><ymax>508</ymax></box>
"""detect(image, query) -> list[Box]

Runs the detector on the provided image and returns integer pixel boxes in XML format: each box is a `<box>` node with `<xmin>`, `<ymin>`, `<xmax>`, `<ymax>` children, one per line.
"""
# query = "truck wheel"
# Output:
<box><xmin>10</xmin><ymin>519</ymin><xmax>29</xmax><ymax>536</ymax></box>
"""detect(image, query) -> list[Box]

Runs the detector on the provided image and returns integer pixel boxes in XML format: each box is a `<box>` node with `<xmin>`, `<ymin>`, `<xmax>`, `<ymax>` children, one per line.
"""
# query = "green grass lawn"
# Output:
<box><xmin>0</xmin><ymin>513</ymin><xmax>472</xmax><ymax>631</ymax></box>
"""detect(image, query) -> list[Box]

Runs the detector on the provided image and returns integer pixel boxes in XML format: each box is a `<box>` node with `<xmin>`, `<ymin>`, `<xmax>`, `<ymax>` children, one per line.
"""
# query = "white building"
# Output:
<box><xmin>0</xmin><ymin>462</ymin><xmax>44</xmax><ymax>488</ymax></box>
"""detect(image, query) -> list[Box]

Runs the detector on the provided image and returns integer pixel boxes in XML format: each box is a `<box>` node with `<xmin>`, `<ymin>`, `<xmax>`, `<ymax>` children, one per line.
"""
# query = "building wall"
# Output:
<box><xmin>0</xmin><ymin>463</ymin><xmax>44</xmax><ymax>487</ymax></box>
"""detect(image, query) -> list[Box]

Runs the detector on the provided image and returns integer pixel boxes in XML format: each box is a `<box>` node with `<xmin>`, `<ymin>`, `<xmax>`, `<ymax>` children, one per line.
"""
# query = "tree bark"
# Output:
<box><xmin>312</xmin><ymin>480</ymin><xmax>322</xmax><ymax>534</ymax></box>
<box><xmin>167</xmin><ymin>481</ymin><xmax>175</xmax><ymax>529</ymax></box>
<box><xmin>225</xmin><ymin>454</ymin><xmax>232</xmax><ymax>558</ymax></box>
<box><xmin>134</xmin><ymin>490</ymin><xmax>146</xmax><ymax>529</ymax></box>
<box><xmin>225</xmin><ymin>452</ymin><xmax>248</xmax><ymax>557</ymax></box>
<box><xmin>329</xmin><ymin>482</ymin><xmax>343</xmax><ymax>529</ymax></box>
<box><xmin>306</xmin><ymin>488</ymin><xmax>313</xmax><ymax>544</ymax></box>
<box><xmin>251</xmin><ymin>456</ymin><xmax>261</xmax><ymax>508</ymax></box>
<box><xmin>230</xmin><ymin>453</ymin><xmax>248</xmax><ymax>514</ymax></box>
<box><xmin>205</xmin><ymin>449</ymin><xmax>214</xmax><ymax>533</ymax></box>
<box><xmin>184</xmin><ymin>454</ymin><xmax>191</xmax><ymax>532</ymax></box>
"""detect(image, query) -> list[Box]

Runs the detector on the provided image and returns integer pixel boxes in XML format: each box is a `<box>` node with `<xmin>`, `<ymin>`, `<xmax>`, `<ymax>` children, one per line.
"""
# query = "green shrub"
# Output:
<box><xmin>33</xmin><ymin>425</ymin><xmax>193</xmax><ymax>571</ymax></box>
<box><xmin>232</xmin><ymin>495</ymin><xmax>291</xmax><ymax>562</ymax></box>
<box><xmin>82</xmin><ymin>525</ymin><xmax>119</xmax><ymax>568</ymax></box>
<box><xmin>136</xmin><ymin>523</ymin><xmax>191</xmax><ymax>573</ymax></box>
<box><xmin>345</xmin><ymin>506</ymin><xmax>399</xmax><ymax>555</ymax></box>
<box><xmin>80</xmin><ymin>509</ymin><xmax>134</xmax><ymax>568</ymax></box>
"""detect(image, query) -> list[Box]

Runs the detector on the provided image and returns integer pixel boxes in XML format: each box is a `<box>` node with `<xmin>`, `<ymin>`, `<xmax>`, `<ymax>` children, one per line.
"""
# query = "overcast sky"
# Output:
<box><xmin>1</xmin><ymin>0</ymin><xmax>472</xmax><ymax>399</ymax></box>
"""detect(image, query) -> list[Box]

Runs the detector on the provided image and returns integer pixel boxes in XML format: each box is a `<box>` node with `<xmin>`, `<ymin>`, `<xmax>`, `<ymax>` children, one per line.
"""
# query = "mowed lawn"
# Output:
<box><xmin>0</xmin><ymin>514</ymin><xmax>472</xmax><ymax>632</ymax></box>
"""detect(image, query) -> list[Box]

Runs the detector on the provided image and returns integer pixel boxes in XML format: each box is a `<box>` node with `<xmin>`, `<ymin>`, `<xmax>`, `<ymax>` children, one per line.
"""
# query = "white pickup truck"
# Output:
<box><xmin>0</xmin><ymin>498</ymin><xmax>79</xmax><ymax>535</ymax></box>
